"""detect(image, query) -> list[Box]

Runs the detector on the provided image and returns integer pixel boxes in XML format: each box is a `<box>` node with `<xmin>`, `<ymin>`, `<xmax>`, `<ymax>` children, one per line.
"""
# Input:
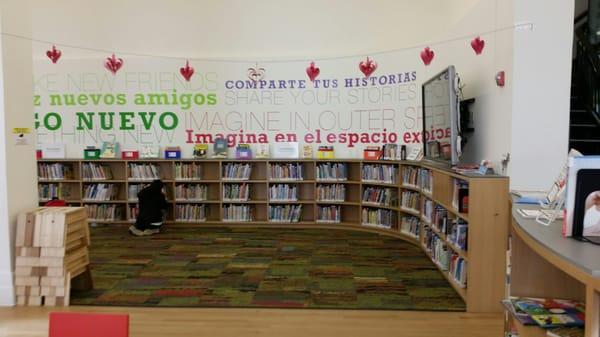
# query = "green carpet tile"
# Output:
<box><xmin>71</xmin><ymin>226</ymin><xmax>466</xmax><ymax>311</ymax></box>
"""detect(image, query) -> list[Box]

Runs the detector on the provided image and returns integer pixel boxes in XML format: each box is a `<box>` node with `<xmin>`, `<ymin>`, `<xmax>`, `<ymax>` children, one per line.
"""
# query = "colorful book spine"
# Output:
<box><xmin>316</xmin><ymin>163</ymin><xmax>347</xmax><ymax>181</ymax></box>
<box><xmin>268</xmin><ymin>205</ymin><xmax>303</xmax><ymax>222</ymax></box>
<box><xmin>317</xmin><ymin>205</ymin><xmax>341</xmax><ymax>223</ymax></box>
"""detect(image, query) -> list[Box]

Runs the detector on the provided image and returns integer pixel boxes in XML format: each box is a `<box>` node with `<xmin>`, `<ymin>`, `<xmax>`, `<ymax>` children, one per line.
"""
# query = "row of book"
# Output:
<box><xmin>361</xmin><ymin>208</ymin><xmax>396</xmax><ymax>228</ymax></box>
<box><xmin>401</xmin><ymin>191</ymin><xmax>420</xmax><ymax>211</ymax></box>
<box><xmin>362</xmin><ymin>164</ymin><xmax>397</xmax><ymax>184</ymax></box>
<box><xmin>222</xmin><ymin>204</ymin><xmax>253</xmax><ymax>221</ymax></box>
<box><xmin>175</xmin><ymin>184</ymin><xmax>208</xmax><ymax>201</ymax></box>
<box><xmin>449</xmin><ymin>254</ymin><xmax>467</xmax><ymax>288</ymax></box>
<box><xmin>423</xmin><ymin>227</ymin><xmax>451</xmax><ymax>270</ymax></box>
<box><xmin>223</xmin><ymin>184</ymin><xmax>250</xmax><ymax>201</ymax></box>
<box><xmin>447</xmin><ymin>220</ymin><xmax>468</xmax><ymax>251</ymax></box>
<box><xmin>316</xmin><ymin>163</ymin><xmax>347</xmax><ymax>181</ymax></box>
<box><xmin>222</xmin><ymin>163</ymin><xmax>252</xmax><ymax>180</ymax></box>
<box><xmin>269</xmin><ymin>184</ymin><xmax>298</xmax><ymax>201</ymax></box>
<box><xmin>175</xmin><ymin>163</ymin><xmax>203</xmax><ymax>180</ymax></box>
<box><xmin>83</xmin><ymin>184</ymin><xmax>119</xmax><ymax>201</ymax></box>
<box><xmin>420</xmin><ymin>168</ymin><xmax>433</xmax><ymax>194</ymax></box>
<box><xmin>316</xmin><ymin>184</ymin><xmax>345</xmax><ymax>202</ymax></box>
<box><xmin>402</xmin><ymin>166</ymin><xmax>420</xmax><ymax>187</ymax></box>
<box><xmin>268</xmin><ymin>205</ymin><xmax>302</xmax><ymax>222</ymax></box>
<box><xmin>422</xmin><ymin>198</ymin><xmax>434</xmax><ymax>223</ymax></box>
<box><xmin>400</xmin><ymin>216</ymin><xmax>420</xmax><ymax>238</ymax></box>
<box><xmin>317</xmin><ymin>205</ymin><xmax>341</xmax><ymax>223</ymax></box>
<box><xmin>362</xmin><ymin>187</ymin><xmax>397</xmax><ymax>206</ymax></box>
<box><xmin>38</xmin><ymin>163</ymin><xmax>74</xmax><ymax>180</ymax></box>
<box><xmin>38</xmin><ymin>183</ymin><xmax>70</xmax><ymax>200</ymax></box>
<box><xmin>82</xmin><ymin>163</ymin><xmax>113</xmax><ymax>180</ymax></box>
<box><xmin>269</xmin><ymin>163</ymin><xmax>303</xmax><ymax>180</ymax></box>
<box><xmin>452</xmin><ymin>178</ymin><xmax>469</xmax><ymax>213</ymax></box>
<box><xmin>127</xmin><ymin>184</ymin><xmax>148</xmax><ymax>200</ymax></box>
<box><xmin>85</xmin><ymin>204</ymin><xmax>123</xmax><ymax>221</ymax></box>
<box><xmin>129</xmin><ymin>163</ymin><xmax>161</xmax><ymax>180</ymax></box>
<box><xmin>431</xmin><ymin>205</ymin><xmax>449</xmax><ymax>232</ymax></box>
<box><xmin>128</xmin><ymin>205</ymin><xmax>139</xmax><ymax>221</ymax></box>
<box><xmin>175</xmin><ymin>204</ymin><xmax>207</xmax><ymax>221</ymax></box>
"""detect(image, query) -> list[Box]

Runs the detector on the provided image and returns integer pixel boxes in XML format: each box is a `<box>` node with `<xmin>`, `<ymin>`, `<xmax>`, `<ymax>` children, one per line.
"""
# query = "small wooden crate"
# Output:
<box><xmin>14</xmin><ymin>207</ymin><xmax>92</xmax><ymax>306</ymax></box>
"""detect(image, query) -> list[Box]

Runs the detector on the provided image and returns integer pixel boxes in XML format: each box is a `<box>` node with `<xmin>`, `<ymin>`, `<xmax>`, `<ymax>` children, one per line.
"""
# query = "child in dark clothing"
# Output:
<box><xmin>129</xmin><ymin>179</ymin><xmax>168</xmax><ymax>236</ymax></box>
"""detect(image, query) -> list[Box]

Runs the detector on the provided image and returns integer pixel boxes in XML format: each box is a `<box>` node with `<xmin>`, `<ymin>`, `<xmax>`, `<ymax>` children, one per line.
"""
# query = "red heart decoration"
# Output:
<box><xmin>306</xmin><ymin>62</ymin><xmax>320</xmax><ymax>82</ymax></box>
<box><xmin>46</xmin><ymin>45</ymin><xmax>61</xmax><ymax>64</ymax></box>
<box><xmin>420</xmin><ymin>47</ymin><xmax>435</xmax><ymax>66</ymax></box>
<box><xmin>359</xmin><ymin>57</ymin><xmax>377</xmax><ymax>78</ymax></box>
<box><xmin>104</xmin><ymin>53</ymin><xmax>124</xmax><ymax>75</ymax></box>
<box><xmin>180</xmin><ymin>60</ymin><xmax>195</xmax><ymax>81</ymax></box>
<box><xmin>471</xmin><ymin>36</ymin><xmax>485</xmax><ymax>55</ymax></box>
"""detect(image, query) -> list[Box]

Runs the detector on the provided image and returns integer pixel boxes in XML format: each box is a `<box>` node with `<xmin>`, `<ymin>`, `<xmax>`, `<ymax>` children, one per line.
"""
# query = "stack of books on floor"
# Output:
<box><xmin>222</xmin><ymin>163</ymin><xmax>252</xmax><ymax>180</ymax></box>
<box><xmin>175</xmin><ymin>163</ymin><xmax>202</xmax><ymax>180</ymax></box>
<box><xmin>38</xmin><ymin>163</ymin><xmax>73</xmax><ymax>180</ymax></box>
<box><xmin>128</xmin><ymin>163</ymin><xmax>161</xmax><ymax>181</ymax></box>
<box><xmin>317</xmin><ymin>205</ymin><xmax>341</xmax><ymax>223</ymax></box>
<box><xmin>502</xmin><ymin>297</ymin><xmax>585</xmax><ymax>336</ymax></box>
<box><xmin>175</xmin><ymin>204</ymin><xmax>207</xmax><ymax>222</ymax></box>
<box><xmin>14</xmin><ymin>207</ymin><xmax>90</xmax><ymax>306</ymax></box>
<box><xmin>223</xmin><ymin>184</ymin><xmax>250</xmax><ymax>201</ymax></box>
<box><xmin>316</xmin><ymin>184</ymin><xmax>345</xmax><ymax>202</ymax></box>
<box><xmin>175</xmin><ymin>184</ymin><xmax>207</xmax><ymax>201</ymax></box>
<box><xmin>362</xmin><ymin>164</ymin><xmax>397</xmax><ymax>184</ymax></box>
<box><xmin>270</xmin><ymin>163</ymin><xmax>303</xmax><ymax>180</ymax></box>
<box><xmin>268</xmin><ymin>205</ymin><xmax>302</xmax><ymax>222</ymax></box>
<box><xmin>82</xmin><ymin>163</ymin><xmax>112</xmax><ymax>180</ymax></box>
<box><xmin>269</xmin><ymin>184</ymin><xmax>298</xmax><ymax>201</ymax></box>
<box><xmin>316</xmin><ymin>163</ymin><xmax>347</xmax><ymax>181</ymax></box>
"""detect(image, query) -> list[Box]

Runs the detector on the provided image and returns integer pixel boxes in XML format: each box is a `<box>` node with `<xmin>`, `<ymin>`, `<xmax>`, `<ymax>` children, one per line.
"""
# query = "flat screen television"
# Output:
<box><xmin>422</xmin><ymin>66</ymin><xmax>461</xmax><ymax>166</ymax></box>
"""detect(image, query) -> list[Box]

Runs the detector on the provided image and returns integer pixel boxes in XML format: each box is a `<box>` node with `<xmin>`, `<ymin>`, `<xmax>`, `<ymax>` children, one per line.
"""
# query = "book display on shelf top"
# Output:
<box><xmin>35</xmin><ymin>158</ymin><xmax>508</xmax><ymax>313</ymax></box>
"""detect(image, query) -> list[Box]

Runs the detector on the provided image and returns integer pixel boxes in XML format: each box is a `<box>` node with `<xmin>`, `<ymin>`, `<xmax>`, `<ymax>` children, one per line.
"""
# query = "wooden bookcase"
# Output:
<box><xmin>36</xmin><ymin>158</ymin><xmax>508</xmax><ymax>312</ymax></box>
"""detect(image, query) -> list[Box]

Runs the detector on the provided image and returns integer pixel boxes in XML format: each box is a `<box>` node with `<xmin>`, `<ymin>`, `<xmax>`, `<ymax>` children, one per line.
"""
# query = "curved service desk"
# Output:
<box><xmin>510</xmin><ymin>199</ymin><xmax>600</xmax><ymax>337</ymax></box>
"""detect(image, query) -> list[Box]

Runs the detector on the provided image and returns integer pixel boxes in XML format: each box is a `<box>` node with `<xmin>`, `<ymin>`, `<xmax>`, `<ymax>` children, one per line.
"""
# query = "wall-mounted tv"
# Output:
<box><xmin>421</xmin><ymin>65</ymin><xmax>461</xmax><ymax>166</ymax></box>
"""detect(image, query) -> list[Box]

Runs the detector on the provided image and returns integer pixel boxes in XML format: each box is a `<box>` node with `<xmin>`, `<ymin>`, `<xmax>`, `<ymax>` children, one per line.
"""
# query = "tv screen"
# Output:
<box><xmin>422</xmin><ymin>66</ymin><xmax>460</xmax><ymax>166</ymax></box>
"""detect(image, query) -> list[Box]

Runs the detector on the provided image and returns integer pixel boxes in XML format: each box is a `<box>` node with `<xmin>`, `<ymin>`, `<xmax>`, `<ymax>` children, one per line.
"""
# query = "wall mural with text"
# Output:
<box><xmin>33</xmin><ymin>46</ymin><xmax>463</xmax><ymax>158</ymax></box>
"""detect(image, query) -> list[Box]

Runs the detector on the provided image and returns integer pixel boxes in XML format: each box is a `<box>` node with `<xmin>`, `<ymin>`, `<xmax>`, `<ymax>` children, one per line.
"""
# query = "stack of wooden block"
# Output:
<box><xmin>14</xmin><ymin>207</ymin><xmax>90</xmax><ymax>306</ymax></box>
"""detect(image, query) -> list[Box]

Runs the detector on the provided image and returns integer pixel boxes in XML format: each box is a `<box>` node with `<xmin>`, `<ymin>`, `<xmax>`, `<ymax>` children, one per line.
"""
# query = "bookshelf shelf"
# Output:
<box><xmin>36</xmin><ymin>158</ymin><xmax>507</xmax><ymax>313</ymax></box>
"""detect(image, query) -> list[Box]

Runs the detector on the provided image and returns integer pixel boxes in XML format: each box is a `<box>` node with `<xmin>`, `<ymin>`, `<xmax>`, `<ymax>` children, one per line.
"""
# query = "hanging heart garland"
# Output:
<box><xmin>306</xmin><ymin>62</ymin><xmax>320</xmax><ymax>82</ymax></box>
<box><xmin>104</xmin><ymin>53</ymin><xmax>124</xmax><ymax>75</ymax></box>
<box><xmin>359</xmin><ymin>57</ymin><xmax>377</xmax><ymax>78</ymax></box>
<box><xmin>46</xmin><ymin>45</ymin><xmax>61</xmax><ymax>64</ymax></box>
<box><xmin>180</xmin><ymin>60</ymin><xmax>195</xmax><ymax>81</ymax></box>
<box><xmin>420</xmin><ymin>47</ymin><xmax>435</xmax><ymax>66</ymax></box>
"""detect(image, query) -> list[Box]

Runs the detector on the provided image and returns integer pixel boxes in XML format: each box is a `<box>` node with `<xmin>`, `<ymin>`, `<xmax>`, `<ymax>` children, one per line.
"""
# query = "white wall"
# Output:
<box><xmin>0</xmin><ymin>0</ymin><xmax>38</xmax><ymax>306</ymax></box>
<box><xmin>0</xmin><ymin>0</ymin><xmax>576</xmax><ymax>305</ymax></box>
<box><xmin>511</xmin><ymin>0</ymin><xmax>574</xmax><ymax>190</ymax></box>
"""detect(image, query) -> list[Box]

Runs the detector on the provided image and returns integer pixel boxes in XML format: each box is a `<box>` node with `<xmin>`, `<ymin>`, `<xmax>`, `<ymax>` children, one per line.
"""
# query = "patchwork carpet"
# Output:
<box><xmin>71</xmin><ymin>226</ymin><xmax>465</xmax><ymax>310</ymax></box>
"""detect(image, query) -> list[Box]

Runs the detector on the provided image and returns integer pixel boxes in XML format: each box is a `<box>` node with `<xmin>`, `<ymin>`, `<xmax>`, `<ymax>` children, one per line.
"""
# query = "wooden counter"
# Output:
<box><xmin>510</xmin><ymin>198</ymin><xmax>600</xmax><ymax>337</ymax></box>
